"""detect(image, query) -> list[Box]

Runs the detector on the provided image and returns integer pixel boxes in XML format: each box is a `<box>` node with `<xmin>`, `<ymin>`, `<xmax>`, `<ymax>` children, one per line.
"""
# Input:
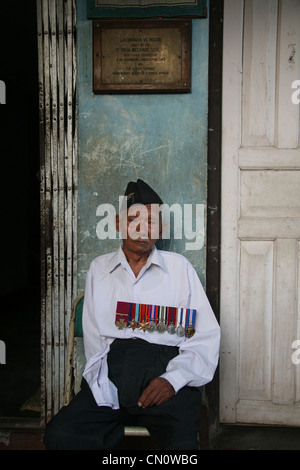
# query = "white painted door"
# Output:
<box><xmin>220</xmin><ymin>0</ymin><xmax>300</xmax><ymax>425</ymax></box>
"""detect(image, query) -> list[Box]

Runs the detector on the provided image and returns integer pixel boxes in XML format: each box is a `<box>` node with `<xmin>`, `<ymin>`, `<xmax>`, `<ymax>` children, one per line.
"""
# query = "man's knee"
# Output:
<box><xmin>43</xmin><ymin>405</ymin><xmax>124</xmax><ymax>450</ymax></box>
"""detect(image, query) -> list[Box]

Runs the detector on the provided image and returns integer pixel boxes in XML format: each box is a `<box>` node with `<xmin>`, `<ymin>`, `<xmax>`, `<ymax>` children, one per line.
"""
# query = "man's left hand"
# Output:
<box><xmin>138</xmin><ymin>377</ymin><xmax>175</xmax><ymax>408</ymax></box>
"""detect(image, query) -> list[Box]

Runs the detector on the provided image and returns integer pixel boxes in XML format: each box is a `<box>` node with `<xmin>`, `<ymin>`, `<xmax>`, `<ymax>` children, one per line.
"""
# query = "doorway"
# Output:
<box><xmin>0</xmin><ymin>0</ymin><xmax>41</xmax><ymax>423</ymax></box>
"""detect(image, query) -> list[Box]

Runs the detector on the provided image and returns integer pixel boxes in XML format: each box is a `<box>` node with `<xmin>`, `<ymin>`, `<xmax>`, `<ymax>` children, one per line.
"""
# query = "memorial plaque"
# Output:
<box><xmin>93</xmin><ymin>20</ymin><xmax>191</xmax><ymax>93</ymax></box>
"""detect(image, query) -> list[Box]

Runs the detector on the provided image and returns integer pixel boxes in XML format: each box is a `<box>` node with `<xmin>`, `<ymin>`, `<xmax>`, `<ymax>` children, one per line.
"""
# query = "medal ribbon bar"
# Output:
<box><xmin>115</xmin><ymin>301</ymin><xmax>196</xmax><ymax>337</ymax></box>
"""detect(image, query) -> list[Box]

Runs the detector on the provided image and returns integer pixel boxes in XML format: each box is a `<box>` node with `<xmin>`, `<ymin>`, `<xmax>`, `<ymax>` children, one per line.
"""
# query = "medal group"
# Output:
<box><xmin>115</xmin><ymin>301</ymin><xmax>196</xmax><ymax>338</ymax></box>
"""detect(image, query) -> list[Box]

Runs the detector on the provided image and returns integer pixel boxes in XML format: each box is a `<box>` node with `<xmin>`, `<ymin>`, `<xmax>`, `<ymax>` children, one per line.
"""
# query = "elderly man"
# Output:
<box><xmin>43</xmin><ymin>179</ymin><xmax>220</xmax><ymax>450</ymax></box>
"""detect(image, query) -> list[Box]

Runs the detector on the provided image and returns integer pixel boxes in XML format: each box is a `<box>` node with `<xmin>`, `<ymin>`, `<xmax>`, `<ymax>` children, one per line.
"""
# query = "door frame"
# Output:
<box><xmin>37</xmin><ymin>0</ymin><xmax>224</xmax><ymax>429</ymax></box>
<box><xmin>206</xmin><ymin>0</ymin><xmax>223</xmax><ymax>436</ymax></box>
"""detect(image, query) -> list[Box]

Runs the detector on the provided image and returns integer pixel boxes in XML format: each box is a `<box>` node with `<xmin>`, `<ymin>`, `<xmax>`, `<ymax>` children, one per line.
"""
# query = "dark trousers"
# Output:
<box><xmin>43</xmin><ymin>339</ymin><xmax>202</xmax><ymax>450</ymax></box>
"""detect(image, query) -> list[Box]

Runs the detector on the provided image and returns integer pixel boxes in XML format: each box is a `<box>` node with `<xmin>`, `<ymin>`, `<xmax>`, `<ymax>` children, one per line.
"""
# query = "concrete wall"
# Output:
<box><xmin>77</xmin><ymin>0</ymin><xmax>209</xmax><ymax>290</ymax></box>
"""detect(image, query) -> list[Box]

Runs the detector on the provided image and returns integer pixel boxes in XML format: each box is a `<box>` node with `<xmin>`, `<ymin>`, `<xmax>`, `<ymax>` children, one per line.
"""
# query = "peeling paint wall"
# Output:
<box><xmin>77</xmin><ymin>0</ymin><xmax>209</xmax><ymax>289</ymax></box>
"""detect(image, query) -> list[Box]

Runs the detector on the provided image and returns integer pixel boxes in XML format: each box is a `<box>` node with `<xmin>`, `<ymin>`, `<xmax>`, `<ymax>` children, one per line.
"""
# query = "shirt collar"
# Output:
<box><xmin>107</xmin><ymin>244</ymin><xmax>167</xmax><ymax>274</ymax></box>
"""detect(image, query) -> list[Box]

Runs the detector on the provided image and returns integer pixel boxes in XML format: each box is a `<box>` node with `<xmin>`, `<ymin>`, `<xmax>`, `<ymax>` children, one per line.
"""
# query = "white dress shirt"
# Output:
<box><xmin>82</xmin><ymin>245</ymin><xmax>220</xmax><ymax>409</ymax></box>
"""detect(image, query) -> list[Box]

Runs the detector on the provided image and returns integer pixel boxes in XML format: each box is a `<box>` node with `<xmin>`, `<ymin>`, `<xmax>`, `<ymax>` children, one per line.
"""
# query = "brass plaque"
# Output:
<box><xmin>93</xmin><ymin>20</ymin><xmax>191</xmax><ymax>93</ymax></box>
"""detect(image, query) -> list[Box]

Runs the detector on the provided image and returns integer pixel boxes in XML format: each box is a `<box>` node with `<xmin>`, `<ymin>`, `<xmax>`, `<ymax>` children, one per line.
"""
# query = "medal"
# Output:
<box><xmin>186</xmin><ymin>324</ymin><xmax>195</xmax><ymax>337</ymax></box>
<box><xmin>185</xmin><ymin>309</ymin><xmax>196</xmax><ymax>338</ymax></box>
<box><xmin>126</xmin><ymin>302</ymin><xmax>138</xmax><ymax>330</ymax></box>
<box><xmin>116</xmin><ymin>317</ymin><xmax>126</xmax><ymax>329</ymax></box>
<box><xmin>167</xmin><ymin>307</ymin><xmax>176</xmax><ymax>334</ymax></box>
<box><xmin>115</xmin><ymin>301</ymin><xmax>129</xmax><ymax>329</ymax></box>
<box><xmin>167</xmin><ymin>324</ymin><xmax>176</xmax><ymax>334</ymax></box>
<box><xmin>128</xmin><ymin>319</ymin><xmax>139</xmax><ymax>330</ymax></box>
<box><xmin>138</xmin><ymin>303</ymin><xmax>149</xmax><ymax>332</ymax></box>
<box><xmin>127</xmin><ymin>302</ymin><xmax>136</xmax><ymax>330</ymax></box>
<box><xmin>176</xmin><ymin>324</ymin><xmax>185</xmax><ymax>337</ymax></box>
<box><xmin>157</xmin><ymin>306</ymin><xmax>167</xmax><ymax>334</ymax></box>
<box><xmin>115</xmin><ymin>301</ymin><xmax>196</xmax><ymax>337</ymax></box>
<box><xmin>175</xmin><ymin>308</ymin><xmax>186</xmax><ymax>337</ymax></box>
<box><xmin>147</xmin><ymin>305</ymin><xmax>157</xmax><ymax>333</ymax></box>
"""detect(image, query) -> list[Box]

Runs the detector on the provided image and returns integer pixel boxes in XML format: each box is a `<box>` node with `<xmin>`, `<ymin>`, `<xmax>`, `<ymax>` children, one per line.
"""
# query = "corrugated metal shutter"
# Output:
<box><xmin>37</xmin><ymin>0</ymin><xmax>78</xmax><ymax>424</ymax></box>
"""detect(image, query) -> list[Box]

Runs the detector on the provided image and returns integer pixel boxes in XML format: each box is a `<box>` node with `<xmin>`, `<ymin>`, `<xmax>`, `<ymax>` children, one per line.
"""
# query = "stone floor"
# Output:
<box><xmin>211</xmin><ymin>424</ymin><xmax>300</xmax><ymax>451</ymax></box>
<box><xmin>1</xmin><ymin>423</ymin><xmax>300</xmax><ymax>450</ymax></box>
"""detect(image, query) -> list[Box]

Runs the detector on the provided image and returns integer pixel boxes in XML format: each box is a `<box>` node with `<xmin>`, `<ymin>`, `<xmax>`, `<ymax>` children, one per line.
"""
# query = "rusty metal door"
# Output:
<box><xmin>37</xmin><ymin>0</ymin><xmax>78</xmax><ymax>425</ymax></box>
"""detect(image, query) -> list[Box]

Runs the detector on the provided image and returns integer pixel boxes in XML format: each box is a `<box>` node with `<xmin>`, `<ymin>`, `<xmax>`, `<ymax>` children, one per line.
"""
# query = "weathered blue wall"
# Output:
<box><xmin>77</xmin><ymin>0</ymin><xmax>209</xmax><ymax>289</ymax></box>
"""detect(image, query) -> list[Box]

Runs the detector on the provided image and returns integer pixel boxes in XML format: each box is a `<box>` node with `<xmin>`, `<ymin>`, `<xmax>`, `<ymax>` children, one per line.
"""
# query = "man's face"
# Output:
<box><xmin>117</xmin><ymin>203</ymin><xmax>162</xmax><ymax>254</ymax></box>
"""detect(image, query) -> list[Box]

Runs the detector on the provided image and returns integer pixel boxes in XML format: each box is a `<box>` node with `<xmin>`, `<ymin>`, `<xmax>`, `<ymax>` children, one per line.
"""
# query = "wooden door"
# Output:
<box><xmin>220</xmin><ymin>0</ymin><xmax>300</xmax><ymax>425</ymax></box>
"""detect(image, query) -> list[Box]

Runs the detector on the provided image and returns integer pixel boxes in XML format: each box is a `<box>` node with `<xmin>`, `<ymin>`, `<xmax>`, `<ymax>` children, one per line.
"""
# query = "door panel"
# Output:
<box><xmin>221</xmin><ymin>0</ymin><xmax>300</xmax><ymax>425</ymax></box>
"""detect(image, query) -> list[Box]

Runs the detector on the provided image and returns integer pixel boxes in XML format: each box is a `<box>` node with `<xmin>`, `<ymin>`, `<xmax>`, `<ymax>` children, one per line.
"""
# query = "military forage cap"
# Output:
<box><xmin>124</xmin><ymin>179</ymin><xmax>163</xmax><ymax>208</ymax></box>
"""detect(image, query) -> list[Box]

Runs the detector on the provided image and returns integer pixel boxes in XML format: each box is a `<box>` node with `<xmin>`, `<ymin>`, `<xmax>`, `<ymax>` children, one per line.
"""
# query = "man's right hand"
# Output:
<box><xmin>138</xmin><ymin>377</ymin><xmax>175</xmax><ymax>408</ymax></box>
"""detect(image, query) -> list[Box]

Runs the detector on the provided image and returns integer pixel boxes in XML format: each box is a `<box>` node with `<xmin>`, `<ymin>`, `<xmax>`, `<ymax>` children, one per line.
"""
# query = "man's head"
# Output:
<box><xmin>116</xmin><ymin>179</ymin><xmax>165</xmax><ymax>255</ymax></box>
